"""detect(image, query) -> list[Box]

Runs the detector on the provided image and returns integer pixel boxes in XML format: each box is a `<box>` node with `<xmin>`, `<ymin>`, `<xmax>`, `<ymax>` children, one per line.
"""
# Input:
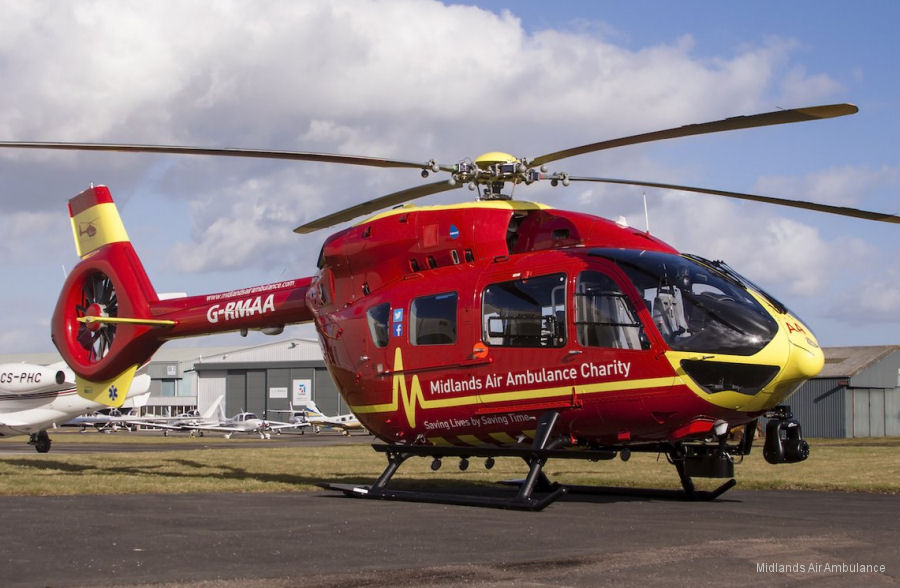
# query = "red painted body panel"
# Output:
<box><xmin>307</xmin><ymin>204</ymin><xmax>746</xmax><ymax>446</ymax></box>
<box><xmin>53</xmin><ymin>193</ymin><xmax>769</xmax><ymax>448</ymax></box>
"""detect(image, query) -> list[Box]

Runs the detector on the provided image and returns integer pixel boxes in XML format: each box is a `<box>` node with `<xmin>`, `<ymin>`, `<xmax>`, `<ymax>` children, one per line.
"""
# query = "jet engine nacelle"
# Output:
<box><xmin>0</xmin><ymin>364</ymin><xmax>69</xmax><ymax>393</ymax></box>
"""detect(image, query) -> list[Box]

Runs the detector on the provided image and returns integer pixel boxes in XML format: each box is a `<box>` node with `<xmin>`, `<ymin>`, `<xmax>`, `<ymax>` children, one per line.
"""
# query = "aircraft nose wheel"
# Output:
<box><xmin>29</xmin><ymin>431</ymin><xmax>52</xmax><ymax>453</ymax></box>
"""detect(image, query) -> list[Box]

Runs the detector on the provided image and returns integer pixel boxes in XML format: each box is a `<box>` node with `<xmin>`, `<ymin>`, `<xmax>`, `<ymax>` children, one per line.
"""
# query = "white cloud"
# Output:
<box><xmin>828</xmin><ymin>273</ymin><xmax>900</xmax><ymax>323</ymax></box>
<box><xmin>169</xmin><ymin>171</ymin><xmax>318</xmax><ymax>272</ymax></box>
<box><xmin>2</xmin><ymin>0</ymin><xmax>886</xmax><ymax>352</ymax></box>
<box><xmin>756</xmin><ymin>165</ymin><xmax>900</xmax><ymax>207</ymax></box>
<box><xmin>639</xmin><ymin>190</ymin><xmax>834</xmax><ymax>297</ymax></box>
<box><xmin>0</xmin><ymin>209</ymin><xmax>69</xmax><ymax>260</ymax></box>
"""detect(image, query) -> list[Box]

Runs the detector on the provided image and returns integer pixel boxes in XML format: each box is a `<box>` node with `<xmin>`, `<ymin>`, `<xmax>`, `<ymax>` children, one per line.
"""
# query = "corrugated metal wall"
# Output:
<box><xmin>787</xmin><ymin>380</ymin><xmax>900</xmax><ymax>438</ymax></box>
<box><xmin>786</xmin><ymin>378</ymin><xmax>847</xmax><ymax>438</ymax></box>
<box><xmin>887</xmin><ymin>388</ymin><xmax>900</xmax><ymax>436</ymax></box>
<box><xmin>204</xmin><ymin>365</ymin><xmax>346</xmax><ymax>418</ymax></box>
<box><xmin>197</xmin><ymin>370</ymin><xmax>226</xmax><ymax>417</ymax></box>
<box><xmin>850</xmin><ymin>387</ymin><xmax>887</xmax><ymax>437</ymax></box>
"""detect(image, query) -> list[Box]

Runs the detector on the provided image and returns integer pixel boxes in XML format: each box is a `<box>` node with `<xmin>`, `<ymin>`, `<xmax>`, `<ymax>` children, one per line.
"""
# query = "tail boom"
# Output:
<box><xmin>53</xmin><ymin>186</ymin><xmax>315</xmax><ymax>393</ymax></box>
<box><xmin>146</xmin><ymin>278</ymin><xmax>314</xmax><ymax>341</ymax></box>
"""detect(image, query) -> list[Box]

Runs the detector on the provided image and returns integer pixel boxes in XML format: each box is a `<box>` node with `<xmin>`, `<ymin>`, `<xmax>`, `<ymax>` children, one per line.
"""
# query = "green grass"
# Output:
<box><xmin>0</xmin><ymin>434</ymin><xmax>897</xmax><ymax>496</ymax></box>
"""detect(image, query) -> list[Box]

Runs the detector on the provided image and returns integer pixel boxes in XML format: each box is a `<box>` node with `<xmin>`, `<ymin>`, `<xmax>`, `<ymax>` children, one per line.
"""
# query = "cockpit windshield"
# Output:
<box><xmin>591</xmin><ymin>249</ymin><xmax>778</xmax><ymax>355</ymax></box>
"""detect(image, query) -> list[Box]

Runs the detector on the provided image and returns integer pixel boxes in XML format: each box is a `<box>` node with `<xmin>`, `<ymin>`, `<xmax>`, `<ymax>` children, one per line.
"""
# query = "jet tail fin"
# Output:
<box><xmin>304</xmin><ymin>400</ymin><xmax>324</xmax><ymax>417</ymax></box>
<box><xmin>201</xmin><ymin>395</ymin><xmax>224</xmax><ymax>420</ymax></box>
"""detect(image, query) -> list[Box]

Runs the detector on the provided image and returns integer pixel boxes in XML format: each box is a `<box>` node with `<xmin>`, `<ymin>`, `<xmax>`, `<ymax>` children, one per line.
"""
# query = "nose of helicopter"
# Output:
<box><xmin>788</xmin><ymin>338</ymin><xmax>825</xmax><ymax>379</ymax></box>
<box><xmin>784</xmin><ymin>317</ymin><xmax>825</xmax><ymax>378</ymax></box>
<box><xmin>764</xmin><ymin>320</ymin><xmax>825</xmax><ymax>406</ymax></box>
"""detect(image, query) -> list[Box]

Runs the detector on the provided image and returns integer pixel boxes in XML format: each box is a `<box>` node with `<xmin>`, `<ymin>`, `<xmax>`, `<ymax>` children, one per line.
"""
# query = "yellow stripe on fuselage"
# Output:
<box><xmin>358</xmin><ymin>200</ymin><xmax>551</xmax><ymax>227</ymax></box>
<box><xmin>350</xmin><ymin>348</ymin><xmax>676</xmax><ymax>428</ymax></box>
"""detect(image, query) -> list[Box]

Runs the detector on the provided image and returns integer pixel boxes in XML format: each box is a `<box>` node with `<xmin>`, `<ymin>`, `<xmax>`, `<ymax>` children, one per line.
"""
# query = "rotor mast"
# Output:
<box><xmin>443</xmin><ymin>151</ymin><xmax>567</xmax><ymax>201</ymax></box>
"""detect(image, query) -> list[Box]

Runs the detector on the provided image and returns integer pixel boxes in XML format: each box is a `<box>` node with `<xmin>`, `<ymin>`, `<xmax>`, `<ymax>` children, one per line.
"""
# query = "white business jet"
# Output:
<box><xmin>0</xmin><ymin>361</ymin><xmax>150</xmax><ymax>452</ymax></box>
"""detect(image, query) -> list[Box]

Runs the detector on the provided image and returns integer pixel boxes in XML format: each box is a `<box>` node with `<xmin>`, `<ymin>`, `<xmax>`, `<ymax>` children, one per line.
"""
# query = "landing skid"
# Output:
<box><xmin>323</xmin><ymin>412</ymin><xmax>568</xmax><ymax>511</ymax></box>
<box><xmin>321</xmin><ymin>411</ymin><xmax>742</xmax><ymax>510</ymax></box>
<box><xmin>559</xmin><ymin>479</ymin><xmax>737</xmax><ymax>502</ymax></box>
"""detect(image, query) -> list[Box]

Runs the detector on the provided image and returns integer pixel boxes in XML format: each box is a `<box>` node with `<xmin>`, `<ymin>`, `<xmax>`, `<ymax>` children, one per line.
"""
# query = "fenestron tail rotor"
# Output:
<box><xmin>74</xmin><ymin>270</ymin><xmax>118</xmax><ymax>363</ymax></box>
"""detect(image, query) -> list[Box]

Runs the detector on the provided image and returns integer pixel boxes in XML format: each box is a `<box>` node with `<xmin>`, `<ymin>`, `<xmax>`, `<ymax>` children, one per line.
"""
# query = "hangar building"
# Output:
<box><xmin>138</xmin><ymin>338</ymin><xmax>345</xmax><ymax>419</ymax></box>
<box><xmin>783</xmin><ymin>345</ymin><xmax>900</xmax><ymax>438</ymax></box>
<box><xmin>3</xmin><ymin>342</ymin><xmax>897</xmax><ymax>438</ymax></box>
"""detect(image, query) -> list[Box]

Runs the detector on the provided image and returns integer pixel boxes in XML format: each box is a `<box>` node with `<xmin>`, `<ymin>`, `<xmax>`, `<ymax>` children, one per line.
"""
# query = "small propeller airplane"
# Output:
<box><xmin>0</xmin><ymin>361</ymin><xmax>150</xmax><ymax>451</ymax></box>
<box><xmin>1</xmin><ymin>103</ymin><xmax>897</xmax><ymax>507</ymax></box>
<box><xmin>122</xmin><ymin>396</ymin><xmax>226</xmax><ymax>436</ymax></box>
<box><xmin>64</xmin><ymin>407</ymin><xmax>140</xmax><ymax>432</ymax></box>
<box><xmin>195</xmin><ymin>410</ymin><xmax>309</xmax><ymax>440</ymax></box>
<box><xmin>296</xmin><ymin>401</ymin><xmax>366</xmax><ymax>436</ymax></box>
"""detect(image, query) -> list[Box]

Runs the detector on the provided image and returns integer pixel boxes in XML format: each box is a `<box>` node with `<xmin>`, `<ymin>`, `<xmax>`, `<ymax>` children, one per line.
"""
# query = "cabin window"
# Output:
<box><xmin>575</xmin><ymin>271</ymin><xmax>645</xmax><ymax>350</ymax></box>
<box><xmin>366</xmin><ymin>303</ymin><xmax>391</xmax><ymax>348</ymax></box>
<box><xmin>482</xmin><ymin>273</ymin><xmax>566</xmax><ymax>347</ymax></box>
<box><xmin>410</xmin><ymin>292</ymin><xmax>457</xmax><ymax>345</ymax></box>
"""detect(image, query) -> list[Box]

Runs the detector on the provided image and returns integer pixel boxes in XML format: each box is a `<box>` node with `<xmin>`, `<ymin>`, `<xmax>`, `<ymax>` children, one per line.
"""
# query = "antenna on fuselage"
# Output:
<box><xmin>643</xmin><ymin>192</ymin><xmax>651</xmax><ymax>234</ymax></box>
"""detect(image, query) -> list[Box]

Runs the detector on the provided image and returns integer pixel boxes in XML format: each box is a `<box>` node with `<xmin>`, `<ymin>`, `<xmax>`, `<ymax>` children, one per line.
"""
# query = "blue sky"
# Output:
<box><xmin>0</xmin><ymin>0</ymin><xmax>897</xmax><ymax>354</ymax></box>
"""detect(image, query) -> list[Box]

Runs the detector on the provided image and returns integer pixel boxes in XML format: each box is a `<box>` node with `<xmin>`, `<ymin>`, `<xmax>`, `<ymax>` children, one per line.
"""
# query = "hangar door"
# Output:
<box><xmin>225</xmin><ymin>370</ymin><xmax>268</xmax><ymax>417</ymax></box>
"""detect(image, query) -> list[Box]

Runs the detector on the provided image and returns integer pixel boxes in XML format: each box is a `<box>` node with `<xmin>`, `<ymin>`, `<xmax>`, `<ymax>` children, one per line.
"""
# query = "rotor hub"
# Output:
<box><xmin>473</xmin><ymin>151</ymin><xmax>518</xmax><ymax>169</ymax></box>
<box><xmin>84</xmin><ymin>303</ymin><xmax>106</xmax><ymax>332</ymax></box>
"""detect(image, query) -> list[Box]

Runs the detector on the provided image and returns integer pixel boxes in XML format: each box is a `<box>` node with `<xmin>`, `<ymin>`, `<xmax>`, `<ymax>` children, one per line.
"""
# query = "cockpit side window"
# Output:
<box><xmin>410</xmin><ymin>292</ymin><xmax>458</xmax><ymax>345</ymax></box>
<box><xmin>575</xmin><ymin>271</ymin><xmax>645</xmax><ymax>350</ymax></box>
<box><xmin>366</xmin><ymin>302</ymin><xmax>391</xmax><ymax>348</ymax></box>
<box><xmin>482</xmin><ymin>273</ymin><xmax>566</xmax><ymax>348</ymax></box>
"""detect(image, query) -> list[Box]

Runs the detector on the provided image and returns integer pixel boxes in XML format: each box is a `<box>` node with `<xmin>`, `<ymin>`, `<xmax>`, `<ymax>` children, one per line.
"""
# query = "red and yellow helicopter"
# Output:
<box><xmin>3</xmin><ymin>103</ymin><xmax>898</xmax><ymax>509</ymax></box>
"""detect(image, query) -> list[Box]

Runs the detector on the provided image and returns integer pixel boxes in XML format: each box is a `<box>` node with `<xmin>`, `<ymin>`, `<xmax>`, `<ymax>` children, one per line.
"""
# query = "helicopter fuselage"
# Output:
<box><xmin>308</xmin><ymin>201</ymin><xmax>824</xmax><ymax>447</ymax></box>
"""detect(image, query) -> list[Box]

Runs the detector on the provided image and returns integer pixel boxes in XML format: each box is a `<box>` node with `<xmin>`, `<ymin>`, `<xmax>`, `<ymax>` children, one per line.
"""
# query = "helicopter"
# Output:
<box><xmin>2</xmin><ymin>103</ymin><xmax>898</xmax><ymax>510</ymax></box>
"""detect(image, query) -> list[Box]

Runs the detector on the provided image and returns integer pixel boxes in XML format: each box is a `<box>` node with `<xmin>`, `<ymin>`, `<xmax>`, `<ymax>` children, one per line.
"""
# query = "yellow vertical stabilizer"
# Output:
<box><xmin>68</xmin><ymin>186</ymin><xmax>130</xmax><ymax>258</ymax></box>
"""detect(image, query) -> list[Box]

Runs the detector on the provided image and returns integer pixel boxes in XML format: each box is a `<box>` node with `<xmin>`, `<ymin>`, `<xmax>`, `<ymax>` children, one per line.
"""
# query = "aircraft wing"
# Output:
<box><xmin>64</xmin><ymin>414</ymin><xmax>133</xmax><ymax>426</ymax></box>
<box><xmin>317</xmin><ymin>417</ymin><xmax>362</xmax><ymax>430</ymax></box>
<box><xmin>126</xmin><ymin>420</ymin><xmax>199</xmax><ymax>431</ymax></box>
<box><xmin>265</xmin><ymin>420</ymin><xmax>311</xmax><ymax>431</ymax></box>
<box><xmin>189</xmin><ymin>424</ymin><xmax>249</xmax><ymax>433</ymax></box>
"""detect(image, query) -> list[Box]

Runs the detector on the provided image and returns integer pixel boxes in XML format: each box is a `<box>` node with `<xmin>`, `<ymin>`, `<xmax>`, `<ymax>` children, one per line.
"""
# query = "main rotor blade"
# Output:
<box><xmin>0</xmin><ymin>141</ymin><xmax>430</xmax><ymax>170</ymax></box>
<box><xmin>568</xmin><ymin>176</ymin><xmax>900</xmax><ymax>224</ymax></box>
<box><xmin>294</xmin><ymin>179</ymin><xmax>460</xmax><ymax>233</ymax></box>
<box><xmin>531</xmin><ymin>104</ymin><xmax>858</xmax><ymax>168</ymax></box>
